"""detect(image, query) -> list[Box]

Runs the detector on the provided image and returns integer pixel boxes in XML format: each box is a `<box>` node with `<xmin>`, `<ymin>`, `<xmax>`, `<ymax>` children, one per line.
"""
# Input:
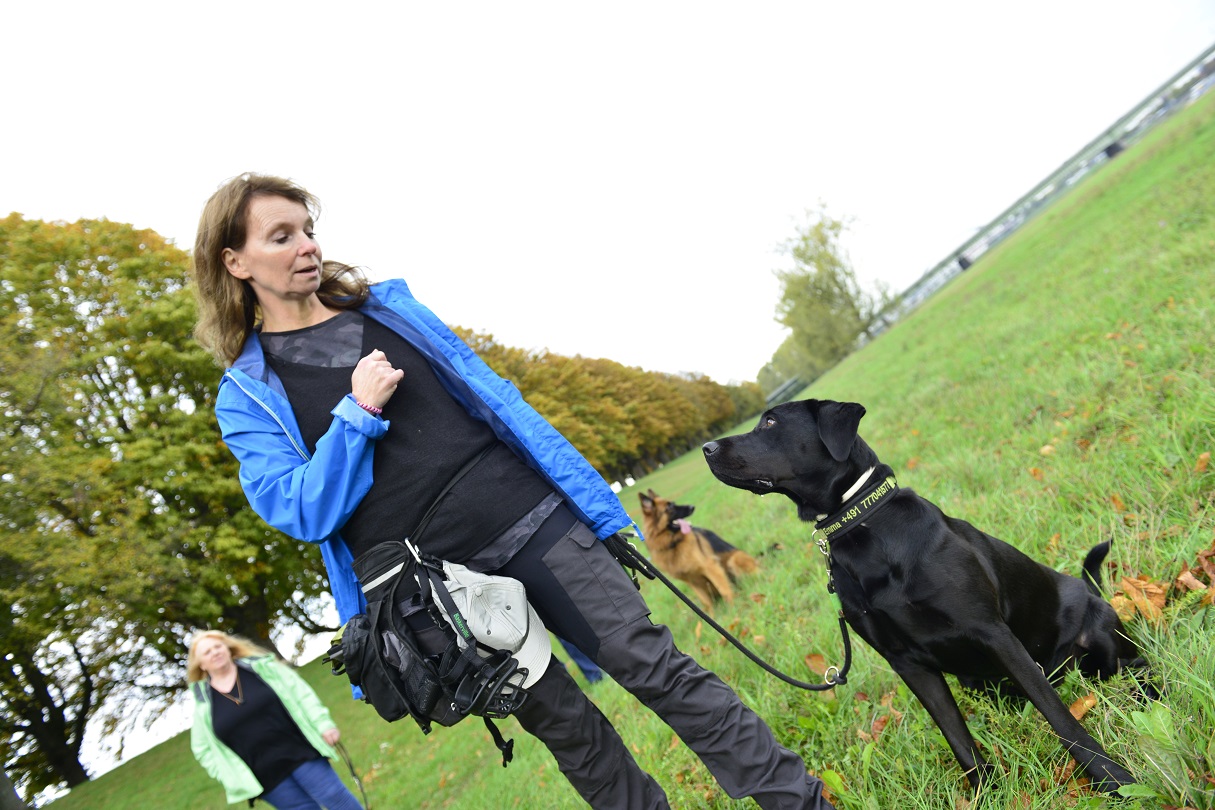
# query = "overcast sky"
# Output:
<box><xmin>5</xmin><ymin>2</ymin><xmax>1215</xmax><ymax>388</ymax></box>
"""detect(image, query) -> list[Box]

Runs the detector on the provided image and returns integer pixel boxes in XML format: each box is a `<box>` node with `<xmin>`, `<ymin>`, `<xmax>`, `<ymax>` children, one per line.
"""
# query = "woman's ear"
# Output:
<box><xmin>222</xmin><ymin>247</ymin><xmax>249</xmax><ymax>279</ymax></box>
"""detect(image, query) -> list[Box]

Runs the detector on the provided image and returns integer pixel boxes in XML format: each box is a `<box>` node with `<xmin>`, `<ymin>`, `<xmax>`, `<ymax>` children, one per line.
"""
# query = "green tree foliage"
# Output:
<box><xmin>0</xmin><ymin>215</ymin><xmax>329</xmax><ymax>799</ymax></box>
<box><xmin>772</xmin><ymin>208</ymin><xmax>890</xmax><ymax>386</ymax></box>
<box><xmin>456</xmin><ymin>329</ymin><xmax>762</xmax><ymax>479</ymax></box>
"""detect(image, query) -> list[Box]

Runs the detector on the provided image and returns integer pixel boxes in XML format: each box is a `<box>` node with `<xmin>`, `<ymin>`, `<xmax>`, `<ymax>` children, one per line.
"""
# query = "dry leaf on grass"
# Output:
<box><xmin>1111</xmin><ymin>575</ymin><xmax>1167</xmax><ymax>621</ymax></box>
<box><xmin>805</xmin><ymin>653</ymin><xmax>827</xmax><ymax>676</ymax></box>
<box><xmin>1176</xmin><ymin>570</ymin><xmax>1208</xmax><ymax>592</ymax></box>
<box><xmin>1196</xmin><ymin>451</ymin><xmax>1210</xmax><ymax>473</ymax></box>
<box><xmin>1069</xmin><ymin>693</ymin><xmax>1097</xmax><ymax>720</ymax></box>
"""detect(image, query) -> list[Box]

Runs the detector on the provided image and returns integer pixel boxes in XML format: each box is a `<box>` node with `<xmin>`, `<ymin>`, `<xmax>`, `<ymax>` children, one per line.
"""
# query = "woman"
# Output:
<box><xmin>187</xmin><ymin>631</ymin><xmax>362</xmax><ymax>809</ymax></box>
<box><xmin>190</xmin><ymin>172</ymin><xmax>836</xmax><ymax>810</ymax></box>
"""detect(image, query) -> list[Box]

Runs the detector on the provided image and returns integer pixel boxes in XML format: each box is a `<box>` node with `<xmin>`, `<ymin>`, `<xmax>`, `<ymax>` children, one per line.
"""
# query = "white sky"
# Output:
<box><xmin>4</xmin><ymin>2</ymin><xmax>1215</xmax><ymax>388</ymax></box>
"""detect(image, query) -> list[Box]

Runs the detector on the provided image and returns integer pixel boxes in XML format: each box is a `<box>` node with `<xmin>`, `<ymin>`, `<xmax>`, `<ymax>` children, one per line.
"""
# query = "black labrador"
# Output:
<box><xmin>702</xmin><ymin>398</ymin><xmax>1145</xmax><ymax>794</ymax></box>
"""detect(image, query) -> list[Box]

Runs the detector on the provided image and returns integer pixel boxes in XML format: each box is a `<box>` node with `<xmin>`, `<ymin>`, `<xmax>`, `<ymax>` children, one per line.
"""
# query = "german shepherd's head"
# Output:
<box><xmin>638</xmin><ymin>489</ymin><xmax>693</xmax><ymax>537</ymax></box>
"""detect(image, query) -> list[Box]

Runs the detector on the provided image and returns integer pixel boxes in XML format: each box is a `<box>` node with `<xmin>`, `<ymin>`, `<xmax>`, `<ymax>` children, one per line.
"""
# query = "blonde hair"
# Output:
<box><xmin>186</xmin><ymin>630</ymin><xmax>273</xmax><ymax>683</ymax></box>
<box><xmin>190</xmin><ymin>172</ymin><xmax>371</xmax><ymax>367</ymax></box>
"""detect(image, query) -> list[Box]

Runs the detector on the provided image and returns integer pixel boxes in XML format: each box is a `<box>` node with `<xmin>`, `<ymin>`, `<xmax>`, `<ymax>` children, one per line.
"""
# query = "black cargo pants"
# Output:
<box><xmin>491</xmin><ymin>509</ymin><xmax>834</xmax><ymax>810</ymax></box>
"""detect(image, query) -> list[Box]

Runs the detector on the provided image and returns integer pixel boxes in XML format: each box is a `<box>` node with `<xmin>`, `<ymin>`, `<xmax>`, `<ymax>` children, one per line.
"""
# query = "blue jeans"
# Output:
<box><xmin>261</xmin><ymin>758</ymin><xmax>363</xmax><ymax>810</ymax></box>
<box><xmin>557</xmin><ymin>636</ymin><xmax>605</xmax><ymax>683</ymax></box>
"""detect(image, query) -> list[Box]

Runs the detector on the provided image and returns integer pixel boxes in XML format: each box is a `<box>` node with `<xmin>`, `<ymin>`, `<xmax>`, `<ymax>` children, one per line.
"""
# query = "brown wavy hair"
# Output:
<box><xmin>185</xmin><ymin>630</ymin><xmax>274</xmax><ymax>684</ymax></box>
<box><xmin>191</xmin><ymin>173</ymin><xmax>371</xmax><ymax>366</ymax></box>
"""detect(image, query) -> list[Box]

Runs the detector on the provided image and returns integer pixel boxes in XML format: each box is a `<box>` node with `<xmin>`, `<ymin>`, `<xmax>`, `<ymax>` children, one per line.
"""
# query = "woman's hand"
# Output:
<box><xmin>351</xmin><ymin>349</ymin><xmax>404</xmax><ymax>409</ymax></box>
<box><xmin>322</xmin><ymin>727</ymin><xmax>341</xmax><ymax>746</ymax></box>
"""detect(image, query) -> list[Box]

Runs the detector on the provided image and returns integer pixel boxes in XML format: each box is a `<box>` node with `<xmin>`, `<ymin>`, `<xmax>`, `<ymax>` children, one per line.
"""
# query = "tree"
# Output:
<box><xmin>773</xmin><ymin>208</ymin><xmax>890</xmax><ymax>382</ymax></box>
<box><xmin>0</xmin><ymin>215</ymin><xmax>331</xmax><ymax>799</ymax></box>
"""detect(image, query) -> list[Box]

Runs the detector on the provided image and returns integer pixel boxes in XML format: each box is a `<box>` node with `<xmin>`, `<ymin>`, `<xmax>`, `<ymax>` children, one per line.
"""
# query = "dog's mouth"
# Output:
<box><xmin>709</xmin><ymin>469</ymin><xmax>775</xmax><ymax>490</ymax></box>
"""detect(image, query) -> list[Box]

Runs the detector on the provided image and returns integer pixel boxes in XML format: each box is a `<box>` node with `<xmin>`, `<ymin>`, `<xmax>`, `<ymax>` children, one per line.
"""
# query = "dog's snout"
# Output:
<box><xmin>703</xmin><ymin>441</ymin><xmax>719</xmax><ymax>456</ymax></box>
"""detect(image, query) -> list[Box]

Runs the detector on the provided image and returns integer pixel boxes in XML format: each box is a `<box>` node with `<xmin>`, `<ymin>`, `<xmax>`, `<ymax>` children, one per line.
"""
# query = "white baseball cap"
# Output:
<box><xmin>435</xmin><ymin>562</ymin><xmax>552</xmax><ymax>688</ymax></box>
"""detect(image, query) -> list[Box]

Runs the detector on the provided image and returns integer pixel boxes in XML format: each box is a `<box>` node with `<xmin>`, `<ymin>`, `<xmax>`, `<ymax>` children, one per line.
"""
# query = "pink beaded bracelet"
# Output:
<box><xmin>356</xmin><ymin>400</ymin><xmax>383</xmax><ymax>416</ymax></box>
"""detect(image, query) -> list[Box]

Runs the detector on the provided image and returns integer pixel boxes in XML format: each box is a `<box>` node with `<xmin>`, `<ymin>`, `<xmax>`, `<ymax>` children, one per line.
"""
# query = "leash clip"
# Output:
<box><xmin>813</xmin><ymin>533</ymin><xmax>830</xmax><ymax>557</ymax></box>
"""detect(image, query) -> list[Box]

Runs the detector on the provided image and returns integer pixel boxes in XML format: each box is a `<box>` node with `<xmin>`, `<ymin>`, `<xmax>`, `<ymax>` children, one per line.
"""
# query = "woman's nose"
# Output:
<box><xmin>300</xmin><ymin>236</ymin><xmax>319</xmax><ymax>256</ymax></box>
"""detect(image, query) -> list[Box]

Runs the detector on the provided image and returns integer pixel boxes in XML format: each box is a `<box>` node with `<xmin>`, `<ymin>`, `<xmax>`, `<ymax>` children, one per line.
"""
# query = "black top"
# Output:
<box><xmin>263</xmin><ymin>312</ymin><xmax>552</xmax><ymax>561</ymax></box>
<box><xmin>210</xmin><ymin>667</ymin><xmax>318</xmax><ymax>794</ymax></box>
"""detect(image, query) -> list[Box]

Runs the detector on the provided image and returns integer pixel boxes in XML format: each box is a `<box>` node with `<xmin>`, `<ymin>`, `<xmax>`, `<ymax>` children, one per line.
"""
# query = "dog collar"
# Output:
<box><xmin>815</xmin><ymin>464</ymin><xmax>899</xmax><ymax>542</ymax></box>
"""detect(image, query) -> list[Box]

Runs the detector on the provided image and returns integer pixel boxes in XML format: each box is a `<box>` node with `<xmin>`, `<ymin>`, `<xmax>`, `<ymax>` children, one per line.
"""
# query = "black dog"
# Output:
<box><xmin>702</xmin><ymin>398</ymin><xmax>1145</xmax><ymax>794</ymax></box>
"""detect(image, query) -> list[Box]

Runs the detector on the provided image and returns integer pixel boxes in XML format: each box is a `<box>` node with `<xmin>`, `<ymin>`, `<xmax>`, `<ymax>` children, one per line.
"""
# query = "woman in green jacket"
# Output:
<box><xmin>188</xmin><ymin>631</ymin><xmax>363</xmax><ymax>809</ymax></box>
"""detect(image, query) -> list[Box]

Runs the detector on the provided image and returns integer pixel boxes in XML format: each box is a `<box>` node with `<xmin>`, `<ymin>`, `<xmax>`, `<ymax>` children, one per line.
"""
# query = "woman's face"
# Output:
<box><xmin>195</xmin><ymin>636</ymin><xmax>235</xmax><ymax>674</ymax></box>
<box><xmin>222</xmin><ymin>195</ymin><xmax>323</xmax><ymax>307</ymax></box>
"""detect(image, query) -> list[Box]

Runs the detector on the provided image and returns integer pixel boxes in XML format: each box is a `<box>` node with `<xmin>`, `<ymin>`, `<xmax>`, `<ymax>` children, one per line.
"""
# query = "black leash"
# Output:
<box><xmin>603</xmin><ymin>533</ymin><xmax>852</xmax><ymax>691</ymax></box>
<box><xmin>334</xmin><ymin>741</ymin><xmax>370</xmax><ymax>809</ymax></box>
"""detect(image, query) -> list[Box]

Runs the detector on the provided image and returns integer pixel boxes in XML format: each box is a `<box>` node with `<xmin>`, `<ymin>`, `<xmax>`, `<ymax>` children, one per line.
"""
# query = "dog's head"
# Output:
<box><xmin>639</xmin><ymin>489</ymin><xmax>695</xmax><ymax>533</ymax></box>
<box><xmin>702</xmin><ymin>399</ymin><xmax>877</xmax><ymax>522</ymax></box>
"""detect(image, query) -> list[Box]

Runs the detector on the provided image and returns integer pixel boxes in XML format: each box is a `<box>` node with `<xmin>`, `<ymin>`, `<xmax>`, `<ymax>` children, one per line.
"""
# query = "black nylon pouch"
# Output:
<box><xmin>346</xmin><ymin>542</ymin><xmax>466</xmax><ymax>730</ymax></box>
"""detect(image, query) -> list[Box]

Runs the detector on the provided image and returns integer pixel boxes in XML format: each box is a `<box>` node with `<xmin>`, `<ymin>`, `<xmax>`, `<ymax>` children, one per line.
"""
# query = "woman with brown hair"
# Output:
<box><xmin>189</xmin><ymin>172</ymin><xmax>835</xmax><ymax>810</ymax></box>
<box><xmin>187</xmin><ymin>631</ymin><xmax>362</xmax><ymax>809</ymax></box>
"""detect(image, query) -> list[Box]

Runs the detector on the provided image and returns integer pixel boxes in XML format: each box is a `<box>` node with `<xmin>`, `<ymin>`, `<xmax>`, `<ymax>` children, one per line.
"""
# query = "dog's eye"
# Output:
<box><xmin>761</xmin><ymin>416</ymin><xmax>776</xmax><ymax>428</ymax></box>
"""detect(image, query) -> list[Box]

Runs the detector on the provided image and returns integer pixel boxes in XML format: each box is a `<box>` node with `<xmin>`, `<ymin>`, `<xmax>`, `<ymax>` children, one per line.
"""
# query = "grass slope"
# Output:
<box><xmin>53</xmin><ymin>93</ymin><xmax>1215</xmax><ymax>809</ymax></box>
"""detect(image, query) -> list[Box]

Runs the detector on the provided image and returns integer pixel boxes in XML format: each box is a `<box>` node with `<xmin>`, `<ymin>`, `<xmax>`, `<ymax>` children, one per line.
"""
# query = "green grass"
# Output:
<box><xmin>52</xmin><ymin>94</ymin><xmax>1215</xmax><ymax>809</ymax></box>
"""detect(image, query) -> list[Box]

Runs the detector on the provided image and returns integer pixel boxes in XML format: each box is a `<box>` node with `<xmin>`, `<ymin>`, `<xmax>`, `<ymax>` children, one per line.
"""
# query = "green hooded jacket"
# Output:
<box><xmin>190</xmin><ymin>656</ymin><xmax>339</xmax><ymax>804</ymax></box>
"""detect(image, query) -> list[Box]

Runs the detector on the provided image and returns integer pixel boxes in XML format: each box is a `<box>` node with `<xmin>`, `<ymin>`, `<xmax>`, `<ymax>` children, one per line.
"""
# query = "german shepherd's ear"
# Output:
<box><xmin>815</xmin><ymin>400</ymin><xmax>866</xmax><ymax>462</ymax></box>
<box><xmin>639</xmin><ymin>493</ymin><xmax>655</xmax><ymax>513</ymax></box>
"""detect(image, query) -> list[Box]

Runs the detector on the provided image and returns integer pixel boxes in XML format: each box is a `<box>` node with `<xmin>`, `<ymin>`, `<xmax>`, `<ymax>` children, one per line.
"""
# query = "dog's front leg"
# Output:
<box><xmin>894</xmin><ymin>665</ymin><xmax>994</xmax><ymax>790</ymax></box>
<box><xmin>985</xmin><ymin>627</ymin><xmax>1136</xmax><ymax>793</ymax></box>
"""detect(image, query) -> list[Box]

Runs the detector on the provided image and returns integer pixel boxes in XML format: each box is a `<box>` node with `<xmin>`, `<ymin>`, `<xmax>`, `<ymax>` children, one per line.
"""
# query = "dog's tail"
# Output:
<box><xmin>1082</xmin><ymin>539</ymin><xmax>1113</xmax><ymax>596</ymax></box>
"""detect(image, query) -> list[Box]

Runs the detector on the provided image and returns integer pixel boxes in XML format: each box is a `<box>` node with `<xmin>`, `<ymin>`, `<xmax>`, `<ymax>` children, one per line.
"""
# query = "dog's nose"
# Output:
<box><xmin>703</xmin><ymin>441</ymin><xmax>719</xmax><ymax>456</ymax></box>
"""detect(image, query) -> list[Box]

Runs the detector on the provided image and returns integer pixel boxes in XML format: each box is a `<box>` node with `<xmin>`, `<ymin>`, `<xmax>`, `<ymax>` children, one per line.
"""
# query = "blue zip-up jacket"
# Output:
<box><xmin>215</xmin><ymin>277</ymin><xmax>638</xmax><ymax>625</ymax></box>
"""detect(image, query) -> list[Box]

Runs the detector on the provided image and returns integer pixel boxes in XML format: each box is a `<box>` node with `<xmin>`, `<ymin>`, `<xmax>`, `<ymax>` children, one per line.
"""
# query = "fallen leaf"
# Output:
<box><xmin>749</xmin><ymin>592</ymin><xmax>766</xmax><ymax>603</ymax></box>
<box><xmin>1118</xmin><ymin>576</ymin><xmax>1166</xmax><ymax>620</ymax></box>
<box><xmin>1040</xmin><ymin>444</ymin><xmax>1056</xmax><ymax>456</ymax></box>
<box><xmin>805</xmin><ymin>653</ymin><xmax>827</xmax><ymax>676</ymax></box>
<box><xmin>1069</xmin><ymin>693</ymin><xmax>1097</xmax><ymax>720</ymax></box>
<box><xmin>1196</xmin><ymin>452</ymin><xmax>1211</xmax><ymax>473</ymax></box>
<box><xmin>1176</xmin><ymin>570</ymin><xmax>1207</xmax><ymax>592</ymax></box>
<box><xmin>1110</xmin><ymin>493</ymin><xmax>1127</xmax><ymax>512</ymax></box>
<box><xmin>871</xmin><ymin>714</ymin><xmax>890</xmax><ymax>739</ymax></box>
<box><xmin>1110</xmin><ymin>594</ymin><xmax>1136</xmax><ymax>622</ymax></box>
<box><xmin>1029</xmin><ymin>467</ymin><xmax>1045</xmax><ymax>481</ymax></box>
<box><xmin>906</xmin><ymin>457</ymin><xmax>920</xmax><ymax>470</ymax></box>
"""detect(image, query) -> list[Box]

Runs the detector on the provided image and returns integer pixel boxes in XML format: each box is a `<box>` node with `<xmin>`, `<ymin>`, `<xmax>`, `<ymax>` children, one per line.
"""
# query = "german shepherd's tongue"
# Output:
<box><xmin>674</xmin><ymin>519</ymin><xmax>692</xmax><ymax>535</ymax></box>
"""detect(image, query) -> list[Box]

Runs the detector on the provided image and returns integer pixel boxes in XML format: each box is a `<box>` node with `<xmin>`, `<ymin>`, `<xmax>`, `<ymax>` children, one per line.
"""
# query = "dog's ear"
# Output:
<box><xmin>639</xmin><ymin>493</ymin><xmax>654</xmax><ymax>512</ymax></box>
<box><xmin>816</xmin><ymin>401</ymin><xmax>866</xmax><ymax>462</ymax></box>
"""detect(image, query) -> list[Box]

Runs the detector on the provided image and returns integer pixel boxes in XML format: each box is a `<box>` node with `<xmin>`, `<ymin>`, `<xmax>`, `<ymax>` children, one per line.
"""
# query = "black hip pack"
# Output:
<box><xmin>325</xmin><ymin>540</ymin><xmax>532</xmax><ymax>765</ymax></box>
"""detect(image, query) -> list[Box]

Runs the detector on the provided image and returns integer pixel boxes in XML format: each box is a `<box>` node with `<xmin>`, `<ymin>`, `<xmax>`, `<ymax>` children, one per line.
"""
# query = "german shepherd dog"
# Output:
<box><xmin>702</xmin><ymin>399</ymin><xmax>1145</xmax><ymax>794</ymax></box>
<box><xmin>638</xmin><ymin>490</ymin><xmax>759</xmax><ymax>612</ymax></box>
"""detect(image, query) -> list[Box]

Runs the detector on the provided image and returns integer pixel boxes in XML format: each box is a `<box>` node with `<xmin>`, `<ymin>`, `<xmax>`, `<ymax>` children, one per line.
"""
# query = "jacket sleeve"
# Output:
<box><xmin>274</xmin><ymin>662</ymin><xmax>338</xmax><ymax>735</ymax></box>
<box><xmin>217</xmin><ymin>382</ymin><xmax>388</xmax><ymax>542</ymax></box>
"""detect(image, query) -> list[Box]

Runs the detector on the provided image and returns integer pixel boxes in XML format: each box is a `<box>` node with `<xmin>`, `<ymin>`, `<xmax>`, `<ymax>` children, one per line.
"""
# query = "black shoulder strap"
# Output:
<box><xmin>408</xmin><ymin>443</ymin><xmax>495</xmax><ymax>546</ymax></box>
